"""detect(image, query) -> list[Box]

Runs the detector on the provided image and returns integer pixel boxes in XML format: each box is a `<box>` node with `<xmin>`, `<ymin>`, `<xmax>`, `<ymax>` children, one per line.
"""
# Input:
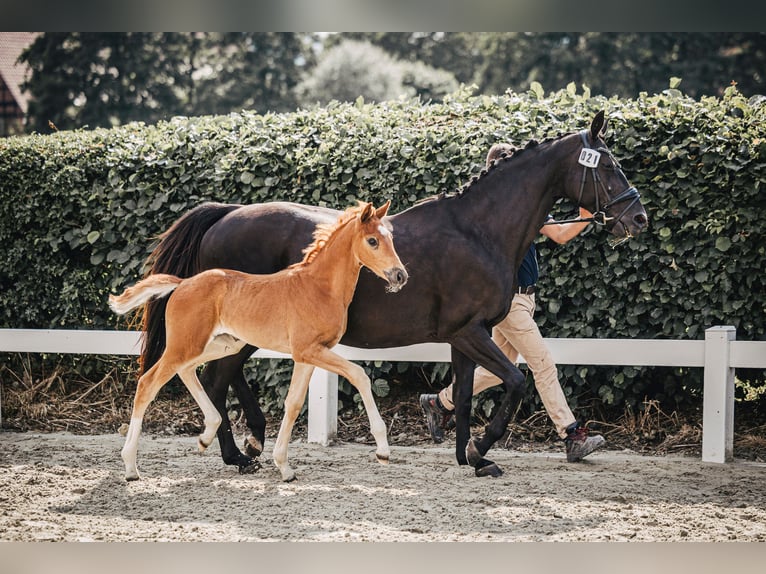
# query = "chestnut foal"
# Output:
<box><xmin>110</xmin><ymin>201</ymin><xmax>407</xmax><ymax>481</ymax></box>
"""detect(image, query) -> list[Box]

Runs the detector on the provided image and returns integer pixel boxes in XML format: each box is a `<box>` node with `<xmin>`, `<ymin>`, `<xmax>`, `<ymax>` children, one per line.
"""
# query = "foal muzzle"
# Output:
<box><xmin>384</xmin><ymin>267</ymin><xmax>409</xmax><ymax>293</ymax></box>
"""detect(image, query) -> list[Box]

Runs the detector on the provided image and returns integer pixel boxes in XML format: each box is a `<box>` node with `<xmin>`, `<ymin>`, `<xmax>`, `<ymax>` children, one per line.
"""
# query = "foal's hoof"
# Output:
<box><xmin>376</xmin><ymin>453</ymin><xmax>390</xmax><ymax>465</ymax></box>
<box><xmin>238</xmin><ymin>458</ymin><xmax>262</xmax><ymax>475</ymax></box>
<box><xmin>281</xmin><ymin>470</ymin><xmax>297</xmax><ymax>482</ymax></box>
<box><xmin>474</xmin><ymin>459</ymin><xmax>503</xmax><ymax>478</ymax></box>
<box><xmin>244</xmin><ymin>435</ymin><xmax>263</xmax><ymax>458</ymax></box>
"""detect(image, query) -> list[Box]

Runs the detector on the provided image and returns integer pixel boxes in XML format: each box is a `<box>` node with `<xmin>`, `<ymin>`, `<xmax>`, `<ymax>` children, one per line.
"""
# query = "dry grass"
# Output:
<box><xmin>2</xmin><ymin>363</ymin><xmax>764</xmax><ymax>462</ymax></box>
<box><xmin>0</xmin><ymin>359</ymin><xmax>200</xmax><ymax>435</ymax></box>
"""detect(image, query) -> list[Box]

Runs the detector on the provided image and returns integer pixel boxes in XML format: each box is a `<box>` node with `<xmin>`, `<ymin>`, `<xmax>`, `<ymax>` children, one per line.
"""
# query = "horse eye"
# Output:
<box><xmin>367</xmin><ymin>237</ymin><xmax>378</xmax><ymax>248</ymax></box>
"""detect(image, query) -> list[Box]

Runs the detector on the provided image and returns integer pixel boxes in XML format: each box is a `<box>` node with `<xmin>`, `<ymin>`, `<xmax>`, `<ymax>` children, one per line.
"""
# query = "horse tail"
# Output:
<box><xmin>139</xmin><ymin>202</ymin><xmax>241</xmax><ymax>375</ymax></box>
<box><xmin>110</xmin><ymin>274</ymin><xmax>183</xmax><ymax>315</ymax></box>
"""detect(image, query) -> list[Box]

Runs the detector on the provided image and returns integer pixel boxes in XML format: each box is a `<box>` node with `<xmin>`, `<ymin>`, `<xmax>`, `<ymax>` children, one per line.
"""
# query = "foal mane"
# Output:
<box><xmin>290</xmin><ymin>203</ymin><xmax>366</xmax><ymax>268</ymax></box>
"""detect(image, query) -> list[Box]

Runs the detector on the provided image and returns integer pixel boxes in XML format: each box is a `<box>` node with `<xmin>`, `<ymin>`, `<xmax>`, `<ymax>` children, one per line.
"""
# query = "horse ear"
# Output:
<box><xmin>360</xmin><ymin>202</ymin><xmax>376</xmax><ymax>223</ymax></box>
<box><xmin>375</xmin><ymin>200</ymin><xmax>391</xmax><ymax>219</ymax></box>
<box><xmin>590</xmin><ymin>110</ymin><xmax>606</xmax><ymax>140</ymax></box>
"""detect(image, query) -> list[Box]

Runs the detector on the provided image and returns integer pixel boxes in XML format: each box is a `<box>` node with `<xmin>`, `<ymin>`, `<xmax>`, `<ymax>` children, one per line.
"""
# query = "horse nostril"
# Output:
<box><xmin>396</xmin><ymin>269</ymin><xmax>407</xmax><ymax>284</ymax></box>
<box><xmin>634</xmin><ymin>213</ymin><xmax>648</xmax><ymax>228</ymax></box>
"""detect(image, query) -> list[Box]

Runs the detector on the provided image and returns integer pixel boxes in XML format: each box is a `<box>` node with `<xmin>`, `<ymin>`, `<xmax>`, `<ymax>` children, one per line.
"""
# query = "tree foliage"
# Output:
<box><xmin>295</xmin><ymin>39</ymin><xmax>458</xmax><ymax>107</ymax></box>
<box><xmin>20</xmin><ymin>32</ymin><xmax>313</xmax><ymax>132</ymax></box>
<box><xmin>348</xmin><ymin>32</ymin><xmax>766</xmax><ymax>100</ymax></box>
<box><xmin>18</xmin><ymin>33</ymin><xmax>766</xmax><ymax>137</ymax></box>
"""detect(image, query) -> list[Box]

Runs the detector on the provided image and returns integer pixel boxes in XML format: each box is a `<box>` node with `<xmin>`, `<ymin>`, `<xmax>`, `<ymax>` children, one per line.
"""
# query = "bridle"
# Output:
<box><xmin>545</xmin><ymin>130</ymin><xmax>641</xmax><ymax>246</ymax></box>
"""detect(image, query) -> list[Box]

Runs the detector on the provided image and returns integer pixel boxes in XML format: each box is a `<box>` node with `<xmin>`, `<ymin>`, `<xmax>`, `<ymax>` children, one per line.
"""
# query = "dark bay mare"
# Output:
<box><xmin>139</xmin><ymin>111</ymin><xmax>648</xmax><ymax>477</ymax></box>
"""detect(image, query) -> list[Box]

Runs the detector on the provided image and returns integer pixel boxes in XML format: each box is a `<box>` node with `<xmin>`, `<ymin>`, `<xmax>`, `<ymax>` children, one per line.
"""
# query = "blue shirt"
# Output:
<box><xmin>517</xmin><ymin>215</ymin><xmax>551</xmax><ymax>287</ymax></box>
<box><xmin>518</xmin><ymin>244</ymin><xmax>539</xmax><ymax>287</ymax></box>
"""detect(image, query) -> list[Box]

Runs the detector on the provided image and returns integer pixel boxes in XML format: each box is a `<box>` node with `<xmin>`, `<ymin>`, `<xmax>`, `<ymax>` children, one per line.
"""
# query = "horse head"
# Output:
<box><xmin>355</xmin><ymin>200</ymin><xmax>408</xmax><ymax>292</ymax></box>
<box><xmin>568</xmin><ymin>111</ymin><xmax>649</xmax><ymax>246</ymax></box>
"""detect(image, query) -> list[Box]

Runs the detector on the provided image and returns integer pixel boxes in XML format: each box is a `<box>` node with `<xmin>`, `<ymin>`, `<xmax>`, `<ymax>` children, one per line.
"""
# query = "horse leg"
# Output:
<box><xmin>449</xmin><ymin>347</ymin><xmax>475</xmax><ymax>467</ymax></box>
<box><xmin>176</xmin><ymin>365</ymin><xmax>223</xmax><ymax>453</ymax></box>
<box><xmin>299</xmin><ymin>346</ymin><xmax>390</xmax><ymax>465</ymax></box>
<box><xmin>272</xmin><ymin>362</ymin><xmax>315</xmax><ymax>482</ymax></box>
<box><xmin>121</xmin><ymin>359</ymin><xmax>179</xmax><ymax>481</ymax></box>
<box><xmin>451</xmin><ymin>326</ymin><xmax>526</xmax><ymax>477</ymax></box>
<box><xmin>229</xmin><ymin>352</ymin><xmax>267</xmax><ymax>459</ymax></box>
<box><xmin>200</xmin><ymin>346</ymin><xmax>264</xmax><ymax>473</ymax></box>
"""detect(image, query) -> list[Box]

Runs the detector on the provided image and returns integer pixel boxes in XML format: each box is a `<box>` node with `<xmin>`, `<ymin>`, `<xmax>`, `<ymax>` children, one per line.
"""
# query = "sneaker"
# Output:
<box><xmin>419</xmin><ymin>394</ymin><xmax>453</xmax><ymax>444</ymax></box>
<box><xmin>564</xmin><ymin>425</ymin><xmax>606</xmax><ymax>462</ymax></box>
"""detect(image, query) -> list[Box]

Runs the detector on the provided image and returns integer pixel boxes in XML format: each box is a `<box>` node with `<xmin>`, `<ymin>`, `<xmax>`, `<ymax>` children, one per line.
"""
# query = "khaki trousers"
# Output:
<box><xmin>437</xmin><ymin>293</ymin><xmax>575</xmax><ymax>439</ymax></box>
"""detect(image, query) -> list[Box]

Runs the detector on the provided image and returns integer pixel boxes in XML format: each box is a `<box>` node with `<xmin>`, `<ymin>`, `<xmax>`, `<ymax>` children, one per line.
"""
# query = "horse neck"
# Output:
<box><xmin>458</xmin><ymin>138</ymin><xmax>571</xmax><ymax>264</ymax></box>
<box><xmin>300</xmin><ymin>220</ymin><xmax>362</xmax><ymax>303</ymax></box>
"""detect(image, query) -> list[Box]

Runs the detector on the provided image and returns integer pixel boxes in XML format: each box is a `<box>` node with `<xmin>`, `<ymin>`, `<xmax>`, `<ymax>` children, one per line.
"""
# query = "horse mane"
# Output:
<box><xmin>290</xmin><ymin>203</ymin><xmax>366</xmax><ymax>268</ymax></box>
<box><xmin>414</xmin><ymin>133</ymin><xmax>569</xmax><ymax>206</ymax></box>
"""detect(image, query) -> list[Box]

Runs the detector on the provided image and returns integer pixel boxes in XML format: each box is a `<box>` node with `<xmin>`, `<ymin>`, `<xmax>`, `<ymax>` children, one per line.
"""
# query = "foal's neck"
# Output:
<box><xmin>300</xmin><ymin>221</ymin><xmax>362</xmax><ymax>302</ymax></box>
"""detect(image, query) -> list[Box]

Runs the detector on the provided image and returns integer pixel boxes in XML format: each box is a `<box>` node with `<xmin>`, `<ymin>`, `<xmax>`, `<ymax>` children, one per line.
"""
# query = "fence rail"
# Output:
<box><xmin>2</xmin><ymin>327</ymin><xmax>765</xmax><ymax>464</ymax></box>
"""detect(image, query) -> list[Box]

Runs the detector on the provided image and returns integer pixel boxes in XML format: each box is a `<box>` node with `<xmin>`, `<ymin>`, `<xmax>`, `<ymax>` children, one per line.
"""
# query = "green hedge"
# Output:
<box><xmin>2</xmin><ymin>84</ymin><xmax>764</xmax><ymax>415</ymax></box>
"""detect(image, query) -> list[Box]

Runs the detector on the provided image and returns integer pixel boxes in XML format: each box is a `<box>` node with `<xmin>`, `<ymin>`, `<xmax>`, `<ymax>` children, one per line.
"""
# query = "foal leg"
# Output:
<box><xmin>300</xmin><ymin>346</ymin><xmax>390</xmax><ymax>466</ymax></box>
<box><xmin>177</xmin><ymin>365</ymin><xmax>223</xmax><ymax>453</ymax></box>
<box><xmin>272</xmin><ymin>362</ymin><xmax>315</xmax><ymax>482</ymax></box>
<box><xmin>122</xmin><ymin>359</ymin><xmax>178</xmax><ymax>481</ymax></box>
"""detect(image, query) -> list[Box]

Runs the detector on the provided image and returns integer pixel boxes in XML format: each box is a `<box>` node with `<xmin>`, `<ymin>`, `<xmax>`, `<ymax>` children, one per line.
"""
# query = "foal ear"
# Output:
<box><xmin>375</xmin><ymin>199</ymin><xmax>391</xmax><ymax>219</ymax></box>
<box><xmin>360</xmin><ymin>202</ymin><xmax>376</xmax><ymax>223</ymax></box>
<box><xmin>590</xmin><ymin>110</ymin><xmax>606</xmax><ymax>140</ymax></box>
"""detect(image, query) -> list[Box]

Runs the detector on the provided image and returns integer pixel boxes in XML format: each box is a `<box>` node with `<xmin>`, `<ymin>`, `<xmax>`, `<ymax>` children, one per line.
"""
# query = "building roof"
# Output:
<box><xmin>0</xmin><ymin>32</ymin><xmax>39</xmax><ymax>114</ymax></box>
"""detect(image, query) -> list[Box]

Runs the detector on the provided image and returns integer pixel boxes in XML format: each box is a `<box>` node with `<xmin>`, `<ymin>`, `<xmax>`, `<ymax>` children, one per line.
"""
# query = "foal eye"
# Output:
<box><xmin>367</xmin><ymin>237</ymin><xmax>379</xmax><ymax>248</ymax></box>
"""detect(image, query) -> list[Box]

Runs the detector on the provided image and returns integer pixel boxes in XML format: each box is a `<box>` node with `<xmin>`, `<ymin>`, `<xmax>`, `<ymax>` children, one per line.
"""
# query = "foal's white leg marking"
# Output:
<box><xmin>121</xmin><ymin>360</ymin><xmax>179</xmax><ymax>481</ymax></box>
<box><xmin>345</xmin><ymin>362</ymin><xmax>390</xmax><ymax>464</ymax></box>
<box><xmin>121</xmin><ymin>416</ymin><xmax>144</xmax><ymax>481</ymax></box>
<box><xmin>273</xmin><ymin>362</ymin><xmax>315</xmax><ymax>482</ymax></box>
<box><xmin>177</xmin><ymin>366</ymin><xmax>223</xmax><ymax>452</ymax></box>
<box><xmin>306</xmin><ymin>347</ymin><xmax>390</xmax><ymax>465</ymax></box>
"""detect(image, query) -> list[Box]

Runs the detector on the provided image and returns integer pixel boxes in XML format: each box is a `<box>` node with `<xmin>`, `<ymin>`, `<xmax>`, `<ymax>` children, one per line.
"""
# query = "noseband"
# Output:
<box><xmin>575</xmin><ymin>130</ymin><xmax>641</xmax><ymax>232</ymax></box>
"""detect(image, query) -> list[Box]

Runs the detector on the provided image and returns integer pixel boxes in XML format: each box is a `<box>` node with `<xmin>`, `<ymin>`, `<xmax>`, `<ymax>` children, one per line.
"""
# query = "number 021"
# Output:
<box><xmin>578</xmin><ymin>149</ymin><xmax>601</xmax><ymax>168</ymax></box>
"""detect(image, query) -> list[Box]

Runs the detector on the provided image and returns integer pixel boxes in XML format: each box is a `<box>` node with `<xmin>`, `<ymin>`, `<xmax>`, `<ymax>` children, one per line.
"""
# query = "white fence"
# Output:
<box><xmin>1</xmin><ymin>326</ymin><xmax>764</xmax><ymax>464</ymax></box>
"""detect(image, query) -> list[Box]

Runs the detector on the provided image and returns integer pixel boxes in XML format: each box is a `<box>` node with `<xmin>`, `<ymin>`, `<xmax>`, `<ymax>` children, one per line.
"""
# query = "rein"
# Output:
<box><xmin>543</xmin><ymin>130</ymin><xmax>640</xmax><ymax>246</ymax></box>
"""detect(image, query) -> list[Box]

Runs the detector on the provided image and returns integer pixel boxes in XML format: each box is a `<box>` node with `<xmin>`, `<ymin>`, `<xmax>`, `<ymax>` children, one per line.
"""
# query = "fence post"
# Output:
<box><xmin>702</xmin><ymin>326</ymin><xmax>735</xmax><ymax>463</ymax></box>
<box><xmin>307</xmin><ymin>368</ymin><xmax>338</xmax><ymax>445</ymax></box>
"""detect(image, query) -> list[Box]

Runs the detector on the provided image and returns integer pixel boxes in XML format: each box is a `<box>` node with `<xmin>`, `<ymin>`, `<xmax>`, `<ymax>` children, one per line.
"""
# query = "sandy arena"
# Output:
<box><xmin>1</xmin><ymin>431</ymin><xmax>765</xmax><ymax>542</ymax></box>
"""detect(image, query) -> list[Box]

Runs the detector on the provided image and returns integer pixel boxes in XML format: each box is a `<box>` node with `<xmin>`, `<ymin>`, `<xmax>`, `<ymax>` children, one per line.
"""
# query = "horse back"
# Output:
<box><xmin>199</xmin><ymin>202</ymin><xmax>339</xmax><ymax>274</ymax></box>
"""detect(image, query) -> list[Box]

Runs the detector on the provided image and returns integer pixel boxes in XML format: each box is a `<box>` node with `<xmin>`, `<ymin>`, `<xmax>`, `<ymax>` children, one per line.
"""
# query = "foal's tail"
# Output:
<box><xmin>139</xmin><ymin>202</ymin><xmax>241</xmax><ymax>375</ymax></box>
<box><xmin>110</xmin><ymin>274</ymin><xmax>183</xmax><ymax>315</ymax></box>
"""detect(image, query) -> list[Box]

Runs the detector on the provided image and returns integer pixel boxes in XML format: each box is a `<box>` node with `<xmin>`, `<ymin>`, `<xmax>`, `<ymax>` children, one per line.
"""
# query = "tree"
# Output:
<box><xmin>20</xmin><ymin>33</ymin><xmax>316</xmax><ymax>133</ymax></box>
<box><xmin>295</xmin><ymin>39</ymin><xmax>458</xmax><ymax>107</ymax></box>
<box><xmin>22</xmin><ymin>33</ymin><xmax>193</xmax><ymax>132</ymax></box>
<box><xmin>187</xmin><ymin>33</ymin><xmax>315</xmax><ymax>116</ymax></box>
<box><xmin>341</xmin><ymin>32</ymin><xmax>766</xmax><ymax>99</ymax></box>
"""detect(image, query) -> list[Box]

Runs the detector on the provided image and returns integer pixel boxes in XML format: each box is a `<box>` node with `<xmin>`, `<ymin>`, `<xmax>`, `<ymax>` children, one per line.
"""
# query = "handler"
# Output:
<box><xmin>420</xmin><ymin>142</ymin><xmax>605</xmax><ymax>462</ymax></box>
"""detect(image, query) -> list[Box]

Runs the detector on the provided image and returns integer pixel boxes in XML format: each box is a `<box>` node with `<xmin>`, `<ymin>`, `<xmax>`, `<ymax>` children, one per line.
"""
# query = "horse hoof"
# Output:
<box><xmin>474</xmin><ymin>461</ymin><xmax>503</xmax><ymax>478</ymax></box>
<box><xmin>238</xmin><ymin>459</ymin><xmax>262</xmax><ymax>475</ymax></box>
<box><xmin>125</xmin><ymin>474</ymin><xmax>140</xmax><ymax>482</ymax></box>
<box><xmin>282</xmin><ymin>471</ymin><xmax>297</xmax><ymax>482</ymax></box>
<box><xmin>376</xmin><ymin>453</ymin><xmax>390</xmax><ymax>465</ymax></box>
<box><xmin>465</xmin><ymin>438</ymin><xmax>483</xmax><ymax>467</ymax></box>
<box><xmin>244</xmin><ymin>435</ymin><xmax>263</xmax><ymax>458</ymax></box>
<box><xmin>198</xmin><ymin>438</ymin><xmax>211</xmax><ymax>452</ymax></box>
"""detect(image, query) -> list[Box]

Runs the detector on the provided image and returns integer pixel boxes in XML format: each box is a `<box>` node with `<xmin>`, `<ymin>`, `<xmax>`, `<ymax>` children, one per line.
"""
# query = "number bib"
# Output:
<box><xmin>578</xmin><ymin>149</ymin><xmax>601</xmax><ymax>168</ymax></box>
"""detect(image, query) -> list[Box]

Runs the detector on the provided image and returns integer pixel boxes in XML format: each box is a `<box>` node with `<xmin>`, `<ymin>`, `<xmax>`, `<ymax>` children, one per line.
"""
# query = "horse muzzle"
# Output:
<box><xmin>384</xmin><ymin>267</ymin><xmax>409</xmax><ymax>293</ymax></box>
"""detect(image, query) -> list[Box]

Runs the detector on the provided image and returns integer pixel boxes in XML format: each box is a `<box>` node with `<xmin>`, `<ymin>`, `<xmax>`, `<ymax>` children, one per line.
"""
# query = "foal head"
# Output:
<box><xmin>352</xmin><ymin>201</ymin><xmax>408</xmax><ymax>292</ymax></box>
